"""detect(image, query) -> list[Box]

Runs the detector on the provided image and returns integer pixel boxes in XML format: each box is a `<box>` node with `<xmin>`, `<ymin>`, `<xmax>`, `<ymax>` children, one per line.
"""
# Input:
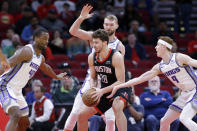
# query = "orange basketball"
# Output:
<box><xmin>82</xmin><ymin>88</ymin><xmax>99</xmax><ymax>107</ymax></box>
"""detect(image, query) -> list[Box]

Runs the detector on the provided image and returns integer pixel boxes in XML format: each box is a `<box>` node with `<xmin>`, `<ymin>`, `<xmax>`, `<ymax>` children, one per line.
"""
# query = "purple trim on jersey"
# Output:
<box><xmin>80</xmin><ymin>74</ymin><xmax>89</xmax><ymax>95</ymax></box>
<box><xmin>186</xmin><ymin>89</ymin><xmax>197</xmax><ymax>104</ymax></box>
<box><xmin>109</xmin><ymin>38</ymin><xmax>118</xmax><ymax>44</ymax></box>
<box><xmin>20</xmin><ymin>106</ymin><xmax>28</xmax><ymax>110</ymax></box>
<box><xmin>159</xmin><ymin>62</ymin><xmax>162</xmax><ymax>73</ymax></box>
<box><xmin>171</xmin><ymin>104</ymin><xmax>182</xmax><ymax>111</ymax></box>
<box><xmin>184</xmin><ymin>66</ymin><xmax>197</xmax><ymax>87</ymax></box>
<box><xmin>6</xmin><ymin>87</ymin><xmax>17</xmax><ymax>100</ymax></box>
<box><xmin>1</xmin><ymin>65</ymin><xmax>17</xmax><ymax>97</ymax></box>
<box><xmin>116</xmin><ymin>40</ymin><xmax>120</xmax><ymax>50</ymax></box>
<box><xmin>175</xmin><ymin>53</ymin><xmax>185</xmax><ymax>68</ymax></box>
<box><xmin>161</xmin><ymin>53</ymin><xmax>174</xmax><ymax>65</ymax></box>
<box><xmin>0</xmin><ymin>85</ymin><xmax>17</xmax><ymax>105</ymax></box>
<box><xmin>7</xmin><ymin>62</ymin><xmax>24</xmax><ymax>83</ymax></box>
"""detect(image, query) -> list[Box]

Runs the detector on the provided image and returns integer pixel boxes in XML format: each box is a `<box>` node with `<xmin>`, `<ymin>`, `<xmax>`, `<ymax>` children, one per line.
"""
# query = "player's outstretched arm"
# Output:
<box><xmin>39</xmin><ymin>56</ymin><xmax>67</xmax><ymax>80</ymax></box>
<box><xmin>177</xmin><ymin>53</ymin><xmax>197</xmax><ymax>68</ymax></box>
<box><xmin>107</xmin><ymin>64</ymin><xmax>161</xmax><ymax>98</ymax></box>
<box><xmin>69</xmin><ymin>4</ymin><xmax>93</xmax><ymax>41</ymax></box>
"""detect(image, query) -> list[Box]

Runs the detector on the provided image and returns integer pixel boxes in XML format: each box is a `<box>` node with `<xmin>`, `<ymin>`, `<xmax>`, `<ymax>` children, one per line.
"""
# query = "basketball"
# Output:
<box><xmin>82</xmin><ymin>88</ymin><xmax>99</xmax><ymax>107</ymax></box>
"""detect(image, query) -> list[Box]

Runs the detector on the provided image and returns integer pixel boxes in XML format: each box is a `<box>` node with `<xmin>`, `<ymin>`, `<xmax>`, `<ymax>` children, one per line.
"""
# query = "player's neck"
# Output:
<box><xmin>162</xmin><ymin>51</ymin><xmax>172</xmax><ymax>63</ymax></box>
<box><xmin>109</xmin><ymin>33</ymin><xmax>116</xmax><ymax>42</ymax></box>
<box><xmin>33</xmin><ymin>44</ymin><xmax>42</xmax><ymax>56</ymax></box>
<box><xmin>98</xmin><ymin>47</ymin><xmax>110</xmax><ymax>61</ymax></box>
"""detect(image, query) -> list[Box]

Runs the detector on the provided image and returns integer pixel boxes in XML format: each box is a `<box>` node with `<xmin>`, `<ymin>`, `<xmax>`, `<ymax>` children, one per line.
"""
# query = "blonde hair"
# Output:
<box><xmin>105</xmin><ymin>15</ymin><xmax>118</xmax><ymax>24</ymax></box>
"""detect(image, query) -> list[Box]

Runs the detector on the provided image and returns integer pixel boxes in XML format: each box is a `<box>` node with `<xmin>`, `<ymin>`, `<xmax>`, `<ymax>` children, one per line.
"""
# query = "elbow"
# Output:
<box><xmin>69</xmin><ymin>28</ymin><xmax>75</xmax><ymax>36</ymax></box>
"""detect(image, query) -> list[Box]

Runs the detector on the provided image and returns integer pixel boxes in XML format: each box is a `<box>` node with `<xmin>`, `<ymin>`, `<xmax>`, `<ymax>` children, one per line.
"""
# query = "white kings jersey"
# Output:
<box><xmin>0</xmin><ymin>44</ymin><xmax>42</xmax><ymax>90</ymax></box>
<box><xmin>159</xmin><ymin>53</ymin><xmax>197</xmax><ymax>91</ymax></box>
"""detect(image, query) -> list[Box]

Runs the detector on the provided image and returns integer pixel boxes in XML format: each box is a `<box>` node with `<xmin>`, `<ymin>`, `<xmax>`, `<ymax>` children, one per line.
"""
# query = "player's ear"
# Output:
<box><xmin>104</xmin><ymin>41</ymin><xmax>108</xmax><ymax>45</ymax></box>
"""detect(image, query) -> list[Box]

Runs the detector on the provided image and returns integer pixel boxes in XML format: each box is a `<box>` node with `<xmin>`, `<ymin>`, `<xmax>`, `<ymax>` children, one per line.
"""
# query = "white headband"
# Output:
<box><xmin>158</xmin><ymin>39</ymin><xmax>172</xmax><ymax>49</ymax></box>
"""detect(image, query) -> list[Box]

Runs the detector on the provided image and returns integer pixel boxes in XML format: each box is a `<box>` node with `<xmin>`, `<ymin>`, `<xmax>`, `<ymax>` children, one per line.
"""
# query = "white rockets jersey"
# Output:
<box><xmin>159</xmin><ymin>53</ymin><xmax>197</xmax><ymax>91</ymax></box>
<box><xmin>86</xmin><ymin>38</ymin><xmax>121</xmax><ymax>80</ymax></box>
<box><xmin>0</xmin><ymin>44</ymin><xmax>42</xmax><ymax>90</ymax></box>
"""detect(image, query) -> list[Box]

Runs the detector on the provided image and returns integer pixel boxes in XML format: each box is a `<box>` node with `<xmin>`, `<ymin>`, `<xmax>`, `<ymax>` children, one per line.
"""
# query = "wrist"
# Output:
<box><xmin>78</xmin><ymin>16</ymin><xmax>85</xmax><ymax>21</ymax></box>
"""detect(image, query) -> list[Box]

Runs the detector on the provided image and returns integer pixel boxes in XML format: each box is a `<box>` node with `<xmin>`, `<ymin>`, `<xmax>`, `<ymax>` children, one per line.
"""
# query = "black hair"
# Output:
<box><xmin>33</xmin><ymin>28</ymin><xmax>48</xmax><ymax>40</ymax></box>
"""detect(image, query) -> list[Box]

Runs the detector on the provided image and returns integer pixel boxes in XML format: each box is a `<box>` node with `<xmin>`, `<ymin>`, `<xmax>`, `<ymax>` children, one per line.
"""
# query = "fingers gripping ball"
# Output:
<box><xmin>82</xmin><ymin>88</ymin><xmax>99</xmax><ymax>107</ymax></box>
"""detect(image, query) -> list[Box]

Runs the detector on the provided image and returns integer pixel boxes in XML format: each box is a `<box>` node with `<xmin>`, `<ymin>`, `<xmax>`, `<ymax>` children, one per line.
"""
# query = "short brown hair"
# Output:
<box><xmin>92</xmin><ymin>29</ymin><xmax>109</xmax><ymax>44</ymax></box>
<box><xmin>158</xmin><ymin>36</ymin><xmax>175</xmax><ymax>51</ymax></box>
<box><xmin>105</xmin><ymin>15</ymin><xmax>118</xmax><ymax>24</ymax></box>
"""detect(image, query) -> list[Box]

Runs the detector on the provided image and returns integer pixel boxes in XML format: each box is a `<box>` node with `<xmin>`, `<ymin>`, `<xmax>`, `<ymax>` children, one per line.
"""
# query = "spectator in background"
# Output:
<box><xmin>50</xmin><ymin>30</ymin><xmax>65</xmax><ymax>54</ymax></box>
<box><xmin>150</xmin><ymin>21</ymin><xmax>173</xmax><ymax>45</ymax></box>
<box><xmin>140</xmin><ymin>76</ymin><xmax>179</xmax><ymax>131</ymax></box>
<box><xmin>36</xmin><ymin>0</ymin><xmax>57</xmax><ymax>19</ymax></box>
<box><xmin>1</xmin><ymin>28</ymin><xmax>15</xmax><ymax>58</ymax></box>
<box><xmin>26</xmin><ymin>79</ymin><xmax>52</xmax><ymax>105</ymax></box>
<box><xmin>31</xmin><ymin>0</ymin><xmax>42</xmax><ymax>13</ymax></box>
<box><xmin>60</xmin><ymin>2</ymin><xmax>75</xmax><ymax>26</ymax></box>
<box><xmin>54</xmin><ymin>0</ymin><xmax>76</xmax><ymax>14</ymax></box>
<box><xmin>53</xmin><ymin>78</ymin><xmax>78</xmax><ymax>104</ymax></box>
<box><xmin>124</xmin><ymin>87</ymin><xmax>144</xmax><ymax>131</ymax></box>
<box><xmin>21</xmin><ymin>17</ymin><xmax>42</xmax><ymax>43</ymax></box>
<box><xmin>125</xmin><ymin>33</ymin><xmax>147</xmax><ymax>65</ymax></box>
<box><xmin>129</xmin><ymin>20</ymin><xmax>147</xmax><ymax>44</ymax></box>
<box><xmin>188</xmin><ymin>30</ymin><xmax>197</xmax><ymax>59</ymax></box>
<box><xmin>0</xmin><ymin>1</ymin><xmax>14</xmax><ymax>31</ymax></box>
<box><xmin>50</xmin><ymin>62</ymin><xmax>80</xmax><ymax>95</ymax></box>
<box><xmin>12</xmin><ymin>34</ymin><xmax>23</xmax><ymax>50</ymax></box>
<box><xmin>124</xmin><ymin>4</ymin><xmax>142</xmax><ymax>31</ymax></box>
<box><xmin>66</xmin><ymin>36</ymin><xmax>90</xmax><ymax>57</ymax></box>
<box><xmin>28</xmin><ymin>85</ymin><xmax>55</xmax><ymax>131</ymax></box>
<box><xmin>15</xmin><ymin>7</ymin><xmax>33</xmax><ymax>35</ymax></box>
<box><xmin>53</xmin><ymin>78</ymin><xmax>78</xmax><ymax>129</ymax></box>
<box><xmin>40</xmin><ymin>9</ymin><xmax>66</xmax><ymax>33</ymax></box>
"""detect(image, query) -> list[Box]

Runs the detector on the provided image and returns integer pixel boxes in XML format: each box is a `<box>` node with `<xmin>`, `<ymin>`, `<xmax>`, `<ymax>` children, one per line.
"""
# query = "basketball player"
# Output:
<box><xmin>64</xmin><ymin>5</ymin><xmax>125</xmax><ymax>131</ymax></box>
<box><xmin>108</xmin><ymin>36</ymin><xmax>197</xmax><ymax>131</ymax></box>
<box><xmin>78</xmin><ymin>29</ymin><xmax>128</xmax><ymax>131</ymax></box>
<box><xmin>0</xmin><ymin>28</ymin><xmax>67</xmax><ymax>131</ymax></box>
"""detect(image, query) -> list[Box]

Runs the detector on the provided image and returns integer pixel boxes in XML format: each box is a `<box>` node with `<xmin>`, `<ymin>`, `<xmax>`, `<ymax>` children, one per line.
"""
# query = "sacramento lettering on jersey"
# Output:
<box><xmin>30</xmin><ymin>62</ymin><xmax>39</xmax><ymax>70</ymax></box>
<box><xmin>165</xmin><ymin>67</ymin><xmax>180</xmax><ymax>76</ymax></box>
<box><xmin>95</xmin><ymin>66</ymin><xmax>112</xmax><ymax>74</ymax></box>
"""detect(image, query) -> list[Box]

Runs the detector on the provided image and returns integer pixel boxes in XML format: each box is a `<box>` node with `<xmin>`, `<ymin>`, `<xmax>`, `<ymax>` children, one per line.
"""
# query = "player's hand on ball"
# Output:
<box><xmin>79</xmin><ymin>4</ymin><xmax>93</xmax><ymax>20</ymax></box>
<box><xmin>91</xmin><ymin>88</ymin><xmax>103</xmax><ymax>103</ymax></box>
<box><xmin>107</xmin><ymin>86</ymin><xmax>119</xmax><ymax>98</ymax></box>
<box><xmin>82</xmin><ymin>88</ymin><xmax>99</xmax><ymax>107</ymax></box>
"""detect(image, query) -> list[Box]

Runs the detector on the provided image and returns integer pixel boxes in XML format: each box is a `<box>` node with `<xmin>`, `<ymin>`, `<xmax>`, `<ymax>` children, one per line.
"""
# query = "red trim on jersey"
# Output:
<box><xmin>94</xmin><ymin>106</ymin><xmax>103</xmax><ymax>115</ymax></box>
<box><xmin>96</xmin><ymin>49</ymin><xmax>112</xmax><ymax>63</ymax></box>
<box><xmin>120</xmin><ymin>96</ymin><xmax>127</xmax><ymax>108</ymax></box>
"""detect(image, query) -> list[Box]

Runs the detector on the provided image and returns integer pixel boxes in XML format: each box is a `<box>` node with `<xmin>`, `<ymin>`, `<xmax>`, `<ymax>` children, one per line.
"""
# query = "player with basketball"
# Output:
<box><xmin>77</xmin><ymin>29</ymin><xmax>128</xmax><ymax>131</ymax></box>
<box><xmin>108</xmin><ymin>36</ymin><xmax>197</xmax><ymax>131</ymax></box>
<box><xmin>64</xmin><ymin>4</ymin><xmax>125</xmax><ymax>131</ymax></box>
<box><xmin>0</xmin><ymin>28</ymin><xmax>67</xmax><ymax>131</ymax></box>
